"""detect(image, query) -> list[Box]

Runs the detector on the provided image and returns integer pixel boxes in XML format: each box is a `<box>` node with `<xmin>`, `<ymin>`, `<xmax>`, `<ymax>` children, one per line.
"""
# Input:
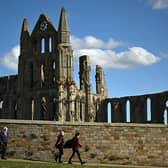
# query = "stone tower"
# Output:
<box><xmin>0</xmin><ymin>7</ymin><xmax>108</xmax><ymax>122</ymax></box>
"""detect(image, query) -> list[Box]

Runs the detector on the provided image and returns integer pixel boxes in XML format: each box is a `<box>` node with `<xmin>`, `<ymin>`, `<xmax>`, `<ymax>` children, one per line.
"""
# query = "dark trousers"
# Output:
<box><xmin>69</xmin><ymin>148</ymin><xmax>82</xmax><ymax>163</ymax></box>
<box><xmin>0</xmin><ymin>143</ymin><xmax>7</xmax><ymax>159</ymax></box>
<box><xmin>55</xmin><ymin>147</ymin><xmax>63</xmax><ymax>162</ymax></box>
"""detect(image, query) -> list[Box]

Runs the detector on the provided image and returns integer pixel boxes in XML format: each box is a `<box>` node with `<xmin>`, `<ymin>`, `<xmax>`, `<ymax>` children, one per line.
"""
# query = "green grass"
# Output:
<box><xmin>0</xmin><ymin>160</ymin><xmax>127</xmax><ymax>168</ymax></box>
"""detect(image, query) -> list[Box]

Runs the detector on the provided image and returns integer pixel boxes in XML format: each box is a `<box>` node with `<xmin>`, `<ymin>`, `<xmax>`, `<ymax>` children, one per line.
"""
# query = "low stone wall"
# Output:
<box><xmin>0</xmin><ymin>119</ymin><xmax>168</xmax><ymax>167</ymax></box>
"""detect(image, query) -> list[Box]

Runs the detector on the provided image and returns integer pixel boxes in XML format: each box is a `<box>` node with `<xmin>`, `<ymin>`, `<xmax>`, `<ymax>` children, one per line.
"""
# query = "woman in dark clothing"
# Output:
<box><xmin>55</xmin><ymin>130</ymin><xmax>64</xmax><ymax>163</ymax></box>
<box><xmin>68</xmin><ymin>132</ymin><xmax>85</xmax><ymax>165</ymax></box>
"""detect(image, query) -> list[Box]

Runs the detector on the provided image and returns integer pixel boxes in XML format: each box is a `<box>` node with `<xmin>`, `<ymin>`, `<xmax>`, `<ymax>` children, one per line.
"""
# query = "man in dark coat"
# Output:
<box><xmin>55</xmin><ymin>130</ymin><xmax>64</xmax><ymax>163</ymax></box>
<box><xmin>68</xmin><ymin>132</ymin><xmax>85</xmax><ymax>165</ymax></box>
<box><xmin>0</xmin><ymin>127</ymin><xmax>8</xmax><ymax>159</ymax></box>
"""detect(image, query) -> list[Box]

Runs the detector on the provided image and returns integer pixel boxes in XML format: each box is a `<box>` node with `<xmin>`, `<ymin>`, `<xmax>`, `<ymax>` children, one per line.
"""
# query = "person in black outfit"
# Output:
<box><xmin>68</xmin><ymin>132</ymin><xmax>85</xmax><ymax>165</ymax></box>
<box><xmin>55</xmin><ymin>130</ymin><xmax>64</xmax><ymax>163</ymax></box>
<box><xmin>0</xmin><ymin>127</ymin><xmax>8</xmax><ymax>160</ymax></box>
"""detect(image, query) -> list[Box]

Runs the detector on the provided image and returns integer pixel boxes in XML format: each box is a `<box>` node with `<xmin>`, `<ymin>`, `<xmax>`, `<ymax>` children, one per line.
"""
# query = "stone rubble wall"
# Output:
<box><xmin>0</xmin><ymin>119</ymin><xmax>168</xmax><ymax>167</ymax></box>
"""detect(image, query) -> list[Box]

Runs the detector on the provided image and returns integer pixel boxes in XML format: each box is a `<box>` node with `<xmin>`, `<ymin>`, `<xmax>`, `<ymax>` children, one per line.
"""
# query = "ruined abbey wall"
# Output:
<box><xmin>0</xmin><ymin>120</ymin><xmax>168</xmax><ymax>167</ymax></box>
<box><xmin>104</xmin><ymin>91</ymin><xmax>168</xmax><ymax>124</ymax></box>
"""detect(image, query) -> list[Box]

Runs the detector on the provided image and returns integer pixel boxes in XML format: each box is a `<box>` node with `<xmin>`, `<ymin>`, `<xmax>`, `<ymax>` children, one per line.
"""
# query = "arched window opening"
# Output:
<box><xmin>41</xmin><ymin>38</ymin><xmax>45</xmax><ymax>53</ymax></box>
<box><xmin>31</xmin><ymin>99</ymin><xmax>34</xmax><ymax>120</ymax></box>
<box><xmin>53</xmin><ymin>76</ymin><xmax>56</xmax><ymax>83</ymax></box>
<box><xmin>49</xmin><ymin>37</ymin><xmax>52</xmax><ymax>53</ymax></box>
<box><xmin>126</xmin><ymin>100</ymin><xmax>130</xmax><ymax>122</ymax></box>
<box><xmin>164</xmin><ymin>100</ymin><xmax>168</xmax><ymax>125</ymax></box>
<box><xmin>41</xmin><ymin>97</ymin><xmax>47</xmax><ymax>120</ymax></box>
<box><xmin>53</xmin><ymin>61</ymin><xmax>56</xmax><ymax>70</ymax></box>
<box><xmin>147</xmin><ymin>98</ymin><xmax>151</xmax><ymax>122</ymax></box>
<box><xmin>107</xmin><ymin>102</ymin><xmax>111</xmax><ymax>123</ymax></box>
<box><xmin>14</xmin><ymin>102</ymin><xmax>17</xmax><ymax>119</ymax></box>
<box><xmin>0</xmin><ymin>100</ymin><xmax>3</xmax><ymax>109</ymax></box>
<box><xmin>41</xmin><ymin>64</ymin><xmax>45</xmax><ymax>88</ymax></box>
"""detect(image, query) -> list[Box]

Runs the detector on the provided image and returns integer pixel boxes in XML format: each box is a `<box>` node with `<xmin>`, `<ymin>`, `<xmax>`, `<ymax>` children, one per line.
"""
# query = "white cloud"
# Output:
<box><xmin>71</xmin><ymin>35</ymin><xmax>125</xmax><ymax>50</ymax></box>
<box><xmin>0</xmin><ymin>35</ymin><xmax>160</xmax><ymax>71</ymax></box>
<box><xmin>0</xmin><ymin>45</ymin><xmax>19</xmax><ymax>71</ymax></box>
<box><xmin>149</xmin><ymin>0</ymin><xmax>168</xmax><ymax>9</ymax></box>
<box><xmin>71</xmin><ymin>36</ymin><xmax>160</xmax><ymax>69</ymax></box>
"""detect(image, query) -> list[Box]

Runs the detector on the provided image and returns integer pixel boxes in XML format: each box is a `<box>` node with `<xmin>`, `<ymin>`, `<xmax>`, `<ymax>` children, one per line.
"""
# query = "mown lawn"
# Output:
<box><xmin>0</xmin><ymin>160</ymin><xmax>127</xmax><ymax>168</ymax></box>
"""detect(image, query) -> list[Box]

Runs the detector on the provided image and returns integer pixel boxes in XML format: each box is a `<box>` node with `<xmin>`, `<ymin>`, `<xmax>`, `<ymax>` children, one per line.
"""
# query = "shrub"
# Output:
<box><xmin>84</xmin><ymin>145</ymin><xmax>90</xmax><ymax>152</ymax></box>
<box><xmin>7</xmin><ymin>151</ymin><xmax>16</xmax><ymax>157</ymax></box>
<box><xmin>40</xmin><ymin>135</ymin><xmax>49</xmax><ymax>141</ymax></box>
<box><xmin>30</xmin><ymin>133</ymin><xmax>38</xmax><ymax>139</ymax></box>
<box><xmin>90</xmin><ymin>153</ymin><xmax>97</xmax><ymax>158</ymax></box>
<box><xmin>108</xmin><ymin>155</ymin><xmax>122</xmax><ymax>161</ymax></box>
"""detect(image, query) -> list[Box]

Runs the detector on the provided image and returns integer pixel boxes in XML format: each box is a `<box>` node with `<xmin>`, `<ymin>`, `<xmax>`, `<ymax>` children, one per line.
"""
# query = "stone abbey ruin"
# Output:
<box><xmin>0</xmin><ymin>8</ymin><xmax>167</xmax><ymax>123</ymax></box>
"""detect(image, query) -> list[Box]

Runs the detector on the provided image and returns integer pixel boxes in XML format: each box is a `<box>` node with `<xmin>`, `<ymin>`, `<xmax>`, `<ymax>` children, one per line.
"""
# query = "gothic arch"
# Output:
<box><xmin>147</xmin><ymin>97</ymin><xmax>152</xmax><ymax>122</ymax></box>
<box><xmin>164</xmin><ymin>100</ymin><xmax>168</xmax><ymax>124</ymax></box>
<box><xmin>41</xmin><ymin>37</ymin><xmax>45</xmax><ymax>53</ymax></box>
<box><xmin>49</xmin><ymin>36</ymin><xmax>53</xmax><ymax>53</ymax></box>
<box><xmin>107</xmin><ymin>102</ymin><xmax>111</xmax><ymax>123</ymax></box>
<box><xmin>126</xmin><ymin>99</ymin><xmax>130</xmax><ymax>122</ymax></box>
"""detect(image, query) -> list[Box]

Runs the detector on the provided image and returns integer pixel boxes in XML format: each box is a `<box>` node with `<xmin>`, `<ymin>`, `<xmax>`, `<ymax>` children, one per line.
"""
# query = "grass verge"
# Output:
<box><xmin>0</xmin><ymin>160</ymin><xmax>128</xmax><ymax>168</ymax></box>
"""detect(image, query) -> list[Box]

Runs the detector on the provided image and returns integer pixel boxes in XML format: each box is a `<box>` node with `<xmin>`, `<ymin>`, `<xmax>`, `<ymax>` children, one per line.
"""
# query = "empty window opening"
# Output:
<box><xmin>53</xmin><ymin>76</ymin><xmax>56</xmax><ymax>83</ymax></box>
<box><xmin>41</xmin><ymin>64</ymin><xmax>45</xmax><ymax>87</ymax></box>
<box><xmin>53</xmin><ymin>61</ymin><xmax>56</xmax><ymax>70</ymax></box>
<box><xmin>126</xmin><ymin>100</ymin><xmax>130</xmax><ymax>122</ymax></box>
<box><xmin>41</xmin><ymin>38</ymin><xmax>45</xmax><ymax>53</ymax></box>
<box><xmin>147</xmin><ymin>98</ymin><xmax>151</xmax><ymax>121</ymax></box>
<box><xmin>49</xmin><ymin>37</ymin><xmax>52</xmax><ymax>53</ymax></box>
<box><xmin>0</xmin><ymin>100</ymin><xmax>3</xmax><ymax>109</ymax></box>
<box><xmin>164</xmin><ymin>100</ymin><xmax>168</xmax><ymax>125</ymax></box>
<box><xmin>41</xmin><ymin>97</ymin><xmax>47</xmax><ymax>120</ymax></box>
<box><xmin>31</xmin><ymin>99</ymin><xmax>34</xmax><ymax>120</ymax></box>
<box><xmin>107</xmin><ymin>102</ymin><xmax>111</xmax><ymax>123</ymax></box>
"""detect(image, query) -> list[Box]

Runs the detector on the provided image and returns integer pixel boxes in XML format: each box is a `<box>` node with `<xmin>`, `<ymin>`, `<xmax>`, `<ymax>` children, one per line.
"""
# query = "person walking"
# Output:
<box><xmin>68</xmin><ymin>132</ymin><xmax>85</xmax><ymax>165</ymax></box>
<box><xmin>0</xmin><ymin>127</ymin><xmax>8</xmax><ymax>160</ymax></box>
<box><xmin>55</xmin><ymin>130</ymin><xmax>64</xmax><ymax>163</ymax></box>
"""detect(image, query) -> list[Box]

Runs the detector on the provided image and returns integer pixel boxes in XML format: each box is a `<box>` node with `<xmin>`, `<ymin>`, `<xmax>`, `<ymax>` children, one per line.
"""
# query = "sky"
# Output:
<box><xmin>0</xmin><ymin>0</ymin><xmax>168</xmax><ymax>98</ymax></box>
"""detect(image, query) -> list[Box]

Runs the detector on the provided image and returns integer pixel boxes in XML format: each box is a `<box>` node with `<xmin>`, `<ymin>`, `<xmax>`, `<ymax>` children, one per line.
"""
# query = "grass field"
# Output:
<box><xmin>0</xmin><ymin>160</ymin><xmax>128</xmax><ymax>168</ymax></box>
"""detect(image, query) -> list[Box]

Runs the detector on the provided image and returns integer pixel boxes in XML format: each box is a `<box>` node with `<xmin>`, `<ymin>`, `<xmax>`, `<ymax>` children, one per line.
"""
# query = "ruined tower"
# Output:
<box><xmin>0</xmin><ymin>7</ymin><xmax>108</xmax><ymax>122</ymax></box>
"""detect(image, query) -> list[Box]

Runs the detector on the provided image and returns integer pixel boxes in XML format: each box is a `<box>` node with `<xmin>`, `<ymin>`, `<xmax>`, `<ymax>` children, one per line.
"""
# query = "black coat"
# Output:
<box><xmin>0</xmin><ymin>131</ymin><xmax>8</xmax><ymax>146</ymax></box>
<box><xmin>56</xmin><ymin>135</ymin><xmax>64</xmax><ymax>148</ymax></box>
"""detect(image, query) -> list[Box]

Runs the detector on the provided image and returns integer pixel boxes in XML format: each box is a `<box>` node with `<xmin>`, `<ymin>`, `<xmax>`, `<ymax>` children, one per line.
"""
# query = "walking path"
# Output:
<box><xmin>6</xmin><ymin>159</ymin><xmax>167</xmax><ymax>168</ymax></box>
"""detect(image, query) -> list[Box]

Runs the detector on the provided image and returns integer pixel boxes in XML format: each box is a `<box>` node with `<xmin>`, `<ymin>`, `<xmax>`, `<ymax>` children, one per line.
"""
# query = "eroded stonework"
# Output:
<box><xmin>0</xmin><ymin>8</ymin><xmax>107</xmax><ymax>122</ymax></box>
<box><xmin>0</xmin><ymin>8</ymin><xmax>167</xmax><ymax>123</ymax></box>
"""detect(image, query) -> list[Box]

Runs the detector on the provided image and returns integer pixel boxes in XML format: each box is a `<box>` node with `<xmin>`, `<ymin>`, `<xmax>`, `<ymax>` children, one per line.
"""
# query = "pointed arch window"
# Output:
<box><xmin>53</xmin><ymin>61</ymin><xmax>56</xmax><ymax>70</ymax></box>
<box><xmin>41</xmin><ymin>38</ymin><xmax>45</xmax><ymax>53</ymax></box>
<box><xmin>107</xmin><ymin>102</ymin><xmax>111</xmax><ymax>123</ymax></box>
<box><xmin>0</xmin><ymin>100</ymin><xmax>3</xmax><ymax>110</ymax></box>
<box><xmin>49</xmin><ymin>37</ymin><xmax>53</xmax><ymax>53</ymax></box>
<box><xmin>147</xmin><ymin>98</ymin><xmax>151</xmax><ymax>122</ymax></box>
<box><xmin>41</xmin><ymin>64</ymin><xmax>45</xmax><ymax>88</ymax></box>
<box><xmin>164</xmin><ymin>100</ymin><xmax>168</xmax><ymax>125</ymax></box>
<box><xmin>31</xmin><ymin>99</ymin><xmax>34</xmax><ymax>120</ymax></box>
<box><xmin>126</xmin><ymin>100</ymin><xmax>130</xmax><ymax>122</ymax></box>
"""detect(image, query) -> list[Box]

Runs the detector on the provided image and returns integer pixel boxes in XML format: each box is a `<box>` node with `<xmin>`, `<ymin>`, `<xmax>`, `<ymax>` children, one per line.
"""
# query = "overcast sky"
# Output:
<box><xmin>0</xmin><ymin>0</ymin><xmax>168</xmax><ymax>98</ymax></box>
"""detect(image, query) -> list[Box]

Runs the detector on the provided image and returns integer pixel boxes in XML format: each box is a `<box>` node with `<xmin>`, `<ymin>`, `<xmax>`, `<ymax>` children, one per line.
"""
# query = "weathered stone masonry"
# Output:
<box><xmin>105</xmin><ymin>91</ymin><xmax>168</xmax><ymax>123</ymax></box>
<box><xmin>0</xmin><ymin>120</ymin><xmax>168</xmax><ymax>167</ymax></box>
<box><xmin>0</xmin><ymin>8</ymin><xmax>107</xmax><ymax>122</ymax></box>
<box><xmin>0</xmin><ymin>7</ymin><xmax>167</xmax><ymax>124</ymax></box>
